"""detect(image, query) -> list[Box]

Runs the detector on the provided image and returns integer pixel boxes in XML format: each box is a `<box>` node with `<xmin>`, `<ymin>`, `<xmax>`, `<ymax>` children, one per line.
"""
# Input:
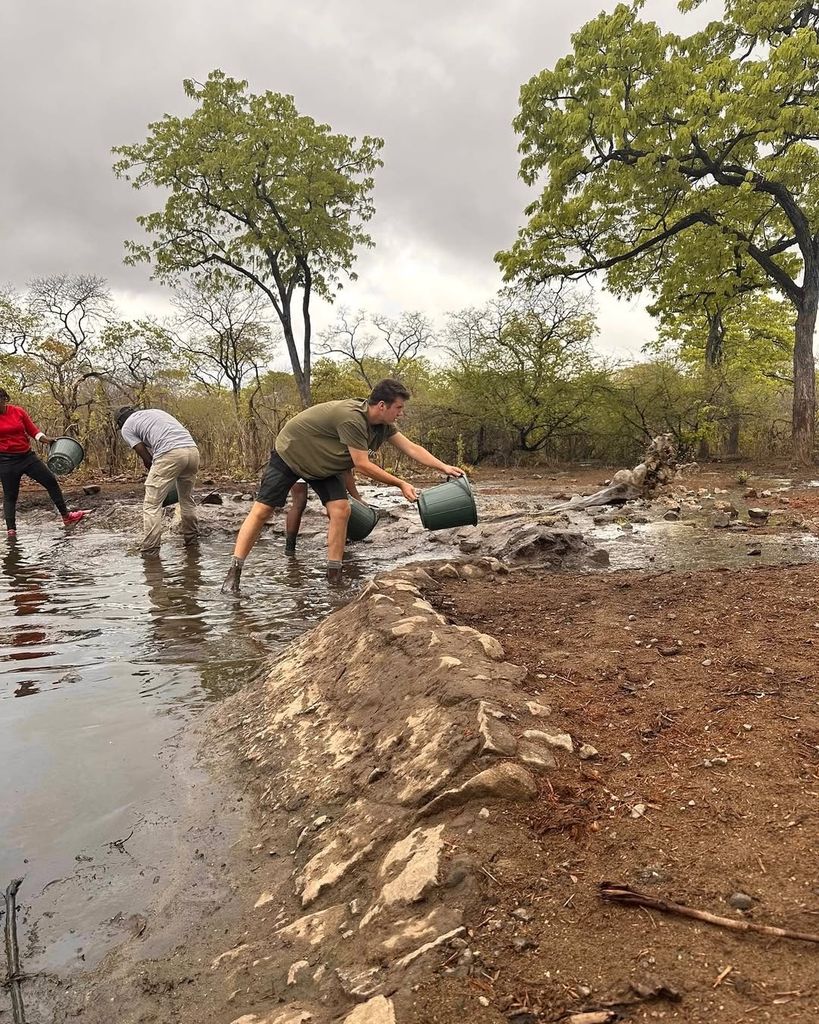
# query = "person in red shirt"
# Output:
<box><xmin>0</xmin><ymin>388</ymin><xmax>88</xmax><ymax>538</ymax></box>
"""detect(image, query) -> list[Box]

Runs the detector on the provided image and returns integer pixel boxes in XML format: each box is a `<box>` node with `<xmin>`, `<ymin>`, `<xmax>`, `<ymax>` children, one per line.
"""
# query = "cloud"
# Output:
<box><xmin>1</xmin><ymin>0</ymin><xmax>712</xmax><ymax>357</ymax></box>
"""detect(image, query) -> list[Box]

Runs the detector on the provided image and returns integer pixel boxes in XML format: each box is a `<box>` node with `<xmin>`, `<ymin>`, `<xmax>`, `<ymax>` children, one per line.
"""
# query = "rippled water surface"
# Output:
<box><xmin>0</xmin><ymin>521</ymin><xmax>397</xmax><ymax>949</ymax></box>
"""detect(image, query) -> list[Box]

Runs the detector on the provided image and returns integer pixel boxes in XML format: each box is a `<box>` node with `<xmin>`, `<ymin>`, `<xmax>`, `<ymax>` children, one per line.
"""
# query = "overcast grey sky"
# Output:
<box><xmin>0</xmin><ymin>0</ymin><xmax>716</xmax><ymax>361</ymax></box>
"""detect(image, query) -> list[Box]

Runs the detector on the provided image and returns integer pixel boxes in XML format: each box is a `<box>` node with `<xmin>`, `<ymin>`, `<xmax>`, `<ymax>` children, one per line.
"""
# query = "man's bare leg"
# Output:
<box><xmin>221</xmin><ymin>502</ymin><xmax>276</xmax><ymax>593</ymax></box>
<box><xmin>325</xmin><ymin>499</ymin><xmax>351</xmax><ymax>583</ymax></box>
<box><xmin>285</xmin><ymin>483</ymin><xmax>308</xmax><ymax>555</ymax></box>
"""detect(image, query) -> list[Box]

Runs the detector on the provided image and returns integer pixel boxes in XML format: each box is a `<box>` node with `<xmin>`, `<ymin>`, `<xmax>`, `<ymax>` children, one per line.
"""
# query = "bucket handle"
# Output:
<box><xmin>445</xmin><ymin>473</ymin><xmax>471</xmax><ymax>491</ymax></box>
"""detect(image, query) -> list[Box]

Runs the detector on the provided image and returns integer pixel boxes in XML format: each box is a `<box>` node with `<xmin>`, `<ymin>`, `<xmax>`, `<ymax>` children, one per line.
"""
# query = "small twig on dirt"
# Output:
<box><xmin>108</xmin><ymin>827</ymin><xmax>135</xmax><ymax>852</ymax></box>
<box><xmin>4</xmin><ymin>878</ymin><xmax>27</xmax><ymax>1024</ymax></box>
<box><xmin>480</xmin><ymin>865</ymin><xmax>500</xmax><ymax>885</ymax></box>
<box><xmin>600</xmin><ymin>883</ymin><xmax>819</xmax><ymax>944</ymax></box>
<box><xmin>713</xmin><ymin>965</ymin><xmax>734</xmax><ymax>988</ymax></box>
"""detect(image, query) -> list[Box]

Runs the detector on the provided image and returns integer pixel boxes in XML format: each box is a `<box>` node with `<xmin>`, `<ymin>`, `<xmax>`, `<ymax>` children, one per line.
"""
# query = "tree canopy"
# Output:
<box><xmin>497</xmin><ymin>1</ymin><xmax>819</xmax><ymax>462</ymax></box>
<box><xmin>113</xmin><ymin>70</ymin><xmax>383</xmax><ymax>407</ymax></box>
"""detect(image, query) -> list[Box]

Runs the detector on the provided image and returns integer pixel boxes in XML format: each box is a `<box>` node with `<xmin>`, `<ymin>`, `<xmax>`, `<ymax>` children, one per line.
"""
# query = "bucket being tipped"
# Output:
<box><xmin>347</xmin><ymin>496</ymin><xmax>378</xmax><ymax>542</ymax></box>
<box><xmin>47</xmin><ymin>437</ymin><xmax>85</xmax><ymax>477</ymax></box>
<box><xmin>417</xmin><ymin>475</ymin><xmax>477</xmax><ymax>531</ymax></box>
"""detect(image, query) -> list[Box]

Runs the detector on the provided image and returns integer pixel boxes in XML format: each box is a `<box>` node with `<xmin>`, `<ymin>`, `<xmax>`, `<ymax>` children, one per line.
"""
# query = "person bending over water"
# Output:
<box><xmin>0</xmin><ymin>388</ymin><xmax>88</xmax><ymax>539</ymax></box>
<box><xmin>221</xmin><ymin>378</ymin><xmax>462</xmax><ymax>592</ymax></box>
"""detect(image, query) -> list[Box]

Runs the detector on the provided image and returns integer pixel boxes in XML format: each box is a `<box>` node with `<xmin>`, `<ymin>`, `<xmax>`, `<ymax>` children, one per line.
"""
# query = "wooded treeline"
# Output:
<box><xmin>0</xmin><ymin>273</ymin><xmax>795</xmax><ymax>477</ymax></box>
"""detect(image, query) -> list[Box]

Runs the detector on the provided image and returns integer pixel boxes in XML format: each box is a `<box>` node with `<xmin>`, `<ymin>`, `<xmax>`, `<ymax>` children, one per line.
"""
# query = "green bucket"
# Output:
<box><xmin>47</xmin><ymin>437</ymin><xmax>85</xmax><ymax>477</ymax></box>
<box><xmin>347</xmin><ymin>496</ymin><xmax>378</xmax><ymax>542</ymax></box>
<box><xmin>417</xmin><ymin>475</ymin><xmax>478</xmax><ymax>531</ymax></box>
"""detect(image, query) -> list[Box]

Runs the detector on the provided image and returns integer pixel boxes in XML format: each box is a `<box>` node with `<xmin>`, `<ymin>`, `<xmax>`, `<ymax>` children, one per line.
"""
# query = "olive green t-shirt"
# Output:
<box><xmin>275</xmin><ymin>399</ymin><xmax>397</xmax><ymax>479</ymax></box>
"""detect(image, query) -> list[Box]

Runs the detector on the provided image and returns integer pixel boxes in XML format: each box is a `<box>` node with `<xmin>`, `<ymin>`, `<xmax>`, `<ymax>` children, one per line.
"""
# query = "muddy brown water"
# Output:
<box><xmin>0</xmin><ymin>509</ymin><xmax>453</xmax><ymax>985</ymax></box>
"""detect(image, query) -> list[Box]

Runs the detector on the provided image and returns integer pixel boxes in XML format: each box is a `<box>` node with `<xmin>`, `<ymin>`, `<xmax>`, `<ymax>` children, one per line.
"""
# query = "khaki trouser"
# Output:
<box><xmin>142</xmin><ymin>447</ymin><xmax>200</xmax><ymax>552</ymax></box>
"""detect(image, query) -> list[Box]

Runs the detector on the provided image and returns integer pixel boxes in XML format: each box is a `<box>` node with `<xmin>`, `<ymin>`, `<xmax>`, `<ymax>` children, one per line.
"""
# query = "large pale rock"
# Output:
<box><xmin>380</xmin><ymin>907</ymin><xmax>464</xmax><ymax>955</ymax></box>
<box><xmin>231</xmin><ymin>1013</ymin><xmax>313</xmax><ymax>1024</ymax></box>
<box><xmin>517</xmin><ymin>742</ymin><xmax>557</xmax><ymax>769</ymax></box>
<box><xmin>522</xmin><ymin>728</ymin><xmax>574</xmax><ymax>753</ymax></box>
<box><xmin>418</xmin><ymin>763</ymin><xmax>538</xmax><ymax>817</ymax></box>
<box><xmin>298</xmin><ymin>833</ymin><xmax>378</xmax><ymax>907</ymax></box>
<box><xmin>394</xmin><ymin>926</ymin><xmax>466</xmax><ymax>969</ymax></box>
<box><xmin>361</xmin><ymin>825</ymin><xmax>446</xmax><ymax>926</ymax></box>
<box><xmin>342</xmin><ymin>996</ymin><xmax>396</xmax><ymax>1024</ymax></box>
<box><xmin>478</xmin><ymin>703</ymin><xmax>517</xmax><ymax>756</ymax></box>
<box><xmin>276</xmin><ymin>905</ymin><xmax>347</xmax><ymax>947</ymax></box>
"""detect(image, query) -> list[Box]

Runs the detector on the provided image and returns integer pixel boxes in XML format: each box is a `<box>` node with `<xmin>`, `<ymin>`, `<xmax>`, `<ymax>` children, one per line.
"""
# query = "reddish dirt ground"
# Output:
<box><xmin>422</xmin><ymin>564</ymin><xmax>819</xmax><ymax>1023</ymax></box>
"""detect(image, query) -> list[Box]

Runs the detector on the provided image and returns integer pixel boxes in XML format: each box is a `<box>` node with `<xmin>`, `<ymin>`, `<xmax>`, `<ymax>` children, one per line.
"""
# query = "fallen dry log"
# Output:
<box><xmin>3</xmin><ymin>878</ymin><xmax>26</xmax><ymax>1023</ymax></box>
<box><xmin>600</xmin><ymin>882</ymin><xmax>819</xmax><ymax>945</ymax></box>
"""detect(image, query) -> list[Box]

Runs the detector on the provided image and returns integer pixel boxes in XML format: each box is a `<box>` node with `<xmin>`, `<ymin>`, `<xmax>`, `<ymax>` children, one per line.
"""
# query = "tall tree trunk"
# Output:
<box><xmin>279</xmin><ymin>306</ymin><xmax>311</xmax><ymax>409</ymax></box>
<box><xmin>793</xmin><ymin>268</ymin><xmax>818</xmax><ymax>465</ymax></box>
<box><xmin>705</xmin><ymin>310</ymin><xmax>724</xmax><ymax>368</ymax></box>
<box><xmin>726</xmin><ymin>410</ymin><xmax>740</xmax><ymax>457</ymax></box>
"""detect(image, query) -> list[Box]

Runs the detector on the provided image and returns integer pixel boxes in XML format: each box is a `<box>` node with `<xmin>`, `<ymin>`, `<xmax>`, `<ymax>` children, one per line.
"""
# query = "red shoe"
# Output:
<box><xmin>63</xmin><ymin>510</ymin><xmax>90</xmax><ymax>527</ymax></box>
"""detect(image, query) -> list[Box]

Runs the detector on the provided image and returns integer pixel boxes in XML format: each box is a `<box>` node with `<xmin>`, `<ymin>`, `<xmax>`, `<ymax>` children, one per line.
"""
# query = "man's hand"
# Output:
<box><xmin>399</xmin><ymin>481</ymin><xmax>418</xmax><ymax>502</ymax></box>
<box><xmin>39</xmin><ymin>435</ymin><xmax>55</xmax><ymax>446</ymax></box>
<box><xmin>440</xmin><ymin>465</ymin><xmax>465</xmax><ymax>477</ymax></box>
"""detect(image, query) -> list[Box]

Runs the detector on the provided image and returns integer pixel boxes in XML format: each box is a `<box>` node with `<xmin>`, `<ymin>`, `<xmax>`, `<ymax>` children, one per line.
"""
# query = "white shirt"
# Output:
<box><xmin>121</xmin><ymin>409</ymin><xmax>196</xmax><ymax>458</ymax></box>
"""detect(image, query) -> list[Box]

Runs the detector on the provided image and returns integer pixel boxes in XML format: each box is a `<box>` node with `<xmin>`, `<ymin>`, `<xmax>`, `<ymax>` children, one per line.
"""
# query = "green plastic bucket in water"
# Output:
<box><xmin>47</xmin><ymin>437</ymin><xmax>85</xmax><ymax>477</ymax></box>
<box><xmin>346</xmin><ymin>496</ymin><xmax>378</xmax><ymax>542</ymax></box>
<box><xmin>162</xmin><ymin>484</ymin><xmax>179</xmax><ymax>508</ymax></box>
<box><xmin>417</xmin><ymin>475</ymin><xmax>478</xmax><ymax>531</ymax></box>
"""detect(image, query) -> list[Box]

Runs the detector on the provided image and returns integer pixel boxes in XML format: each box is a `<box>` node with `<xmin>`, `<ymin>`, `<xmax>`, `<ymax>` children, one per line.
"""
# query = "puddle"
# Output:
<box><xmin>0</xmin><ymin>513</ymin><xmax>452</xmax><ymax>974</ymax></box>
<box><xmin>587</xmin><ymin>519</ymin><xmax>819</xmax><ymax>571</ymax></box>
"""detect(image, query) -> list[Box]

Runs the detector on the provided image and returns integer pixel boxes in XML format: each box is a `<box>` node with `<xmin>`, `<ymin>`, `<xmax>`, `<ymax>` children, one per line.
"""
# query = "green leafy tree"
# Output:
<box><xmin>444</xmin><ymin>284</ymin><xmax>602</xmax><ymax>459</ymax></box>
<box><xmin>498</xmin><ymin>1</ymin><xmax>819</xmax><ymax>463</ymax></box>
<box><xmin>113</xmin><ymin>70</ymin><xmax>383</xmax><ymax>407</ymax></box>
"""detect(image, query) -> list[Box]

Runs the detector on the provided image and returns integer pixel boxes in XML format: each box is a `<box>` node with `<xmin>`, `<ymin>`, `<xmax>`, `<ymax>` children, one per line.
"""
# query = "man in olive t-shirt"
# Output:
<box><xmin>221</xmin><ymin>378</ymin><xmax>463</xmax><ymax>592</ymax></box>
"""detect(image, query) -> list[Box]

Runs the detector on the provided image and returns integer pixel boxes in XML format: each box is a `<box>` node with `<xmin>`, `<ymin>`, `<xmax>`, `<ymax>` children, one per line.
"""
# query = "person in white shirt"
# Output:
<box><xmin>115</xmin><ymin>407</ymin><xmax>200</xmax><ymax>553</ymax></box>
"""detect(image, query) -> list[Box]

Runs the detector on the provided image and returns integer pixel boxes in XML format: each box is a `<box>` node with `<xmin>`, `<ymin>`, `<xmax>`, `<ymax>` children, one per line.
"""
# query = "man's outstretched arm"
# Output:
<box><xmin>388</xmin><ymin>432</ymin><xmax>464</xmax><ymax>477</ymax></box>
<box><xmin>348</xmin><ymin>447</ymin><xmax>418</xmax><ymax>502</ymax></box>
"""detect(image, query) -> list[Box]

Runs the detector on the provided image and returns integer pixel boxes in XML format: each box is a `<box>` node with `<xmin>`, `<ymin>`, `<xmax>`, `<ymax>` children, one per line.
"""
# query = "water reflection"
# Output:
<box><xmin>3</xmin><ymin>541</ymin><xmax>52</xmax><ymax>691</ymax></box>
<box><xmin>142</xmin><ymin>548</ymin><xmax>208</xmax><ymax>651</ymax></box>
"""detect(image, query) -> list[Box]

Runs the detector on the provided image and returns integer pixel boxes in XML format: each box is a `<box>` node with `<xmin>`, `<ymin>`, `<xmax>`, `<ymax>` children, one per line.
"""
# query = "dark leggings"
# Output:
<box><xmin>0</xmin><ymin>452</ymin><xmax>68</xmax><ymax>529</ymax></box>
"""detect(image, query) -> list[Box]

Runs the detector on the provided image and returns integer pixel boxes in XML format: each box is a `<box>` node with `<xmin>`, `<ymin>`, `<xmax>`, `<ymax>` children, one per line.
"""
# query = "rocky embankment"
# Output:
<box><xmin>214</xmin><ymin>556</ymin><xmax>597</xmax><ymax>1024</ymax></box>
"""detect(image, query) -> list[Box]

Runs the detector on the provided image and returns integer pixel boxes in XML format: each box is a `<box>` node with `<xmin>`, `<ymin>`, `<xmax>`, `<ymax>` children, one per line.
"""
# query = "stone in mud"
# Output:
<box><xmin>748</xmin><ymin>507</ymin><xmax>770</xmax><ymax>524</ymax></box>
<box><xmin>728</xmin><ymin>891</ymin><xmax>753</xmax><ymax>910</ymax></box>
<box><xmin>478</xmin><ymin>704</ymin><xmax>517</xmax><ymax>756</ymax></box>
<box><xmin>381</xmin><ymin>906</ymin><xmax>464</xmax><ymax>955</ymax></box>
<box><xmin>276</xmin><ymin>905</ymin><xmax>347</xmax><ymax>946</ymax></box>
<box><xmin>200</xmin><ymin>491</ymin><xmax>223</xmax><ymax>505</ymax></box>
<box><xmin>711</xmin><ymin>511</ymin><xmax>732</xmax><ymax>529</ymax></box>
<box><xmin>517</xmin><ymin>742</ymin><xmax>557</xmax><ymax>770</ymax></box>
<box><xmin>522</xmin><ymin>728</ymin><xmax>574</xmax><ymax>753</ymax></box>
<box><xmin>361</xmin><ymin>825</ymin><xmax>446</xmax><ymax>925</ymax></box>
<box><xmin>231</xmin><ymin>1013</ymin><xmax>313</xmax><ymax>1024</ymax></box>
<box><xmin>418</xmin><ymin>763</ymin><xmax>538</xmax><ymax>817</ymax></box>
<box><xmin>588</xmin><ymin>549</ymin><xmax>610</xmax><ymax>565</ymax></box>
<box><xmin>341</xmin><ymin>995</ymin><xmax>396</xmax><ymax>1023</ymax></box>
<box><xmin>393</xmin><ymin>925</ymin><xmax>466</xmax><ymax>969</ymax></box>
<box><xmin>336</xmin><ymin>965</ymin><xmax>384</xmax><ymax>999</ymax></box>
<box><xmin>82</xmin><ymin>484</ymin><xmax>101</xmax><ymax>495</ymax></box>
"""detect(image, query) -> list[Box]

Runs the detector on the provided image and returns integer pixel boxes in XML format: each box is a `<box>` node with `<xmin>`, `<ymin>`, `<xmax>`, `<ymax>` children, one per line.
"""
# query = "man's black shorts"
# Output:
<box><xmin>257</xmin><ymin>450</ymin><xmax>347</xmax><ymax>508</ymax></box>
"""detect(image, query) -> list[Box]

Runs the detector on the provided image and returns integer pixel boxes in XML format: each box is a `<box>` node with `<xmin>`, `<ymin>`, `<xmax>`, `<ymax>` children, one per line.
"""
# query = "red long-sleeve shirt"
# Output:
<box><xmin>0</xmin><ymin>405</ymin><xmax>42</xmax><ymax>454</ymax></box>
